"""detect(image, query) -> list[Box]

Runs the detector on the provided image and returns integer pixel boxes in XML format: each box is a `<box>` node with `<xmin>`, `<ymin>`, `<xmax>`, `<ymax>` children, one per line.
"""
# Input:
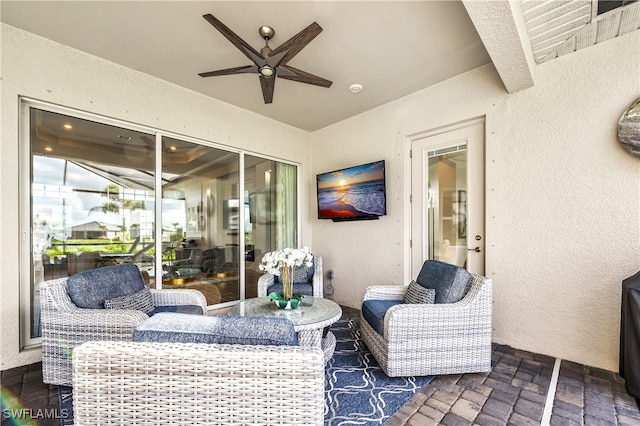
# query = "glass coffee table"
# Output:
<box><xmin>229</xmin><ymin>296</ymin><xmax>342</xmax><ymax>363</ymax></box>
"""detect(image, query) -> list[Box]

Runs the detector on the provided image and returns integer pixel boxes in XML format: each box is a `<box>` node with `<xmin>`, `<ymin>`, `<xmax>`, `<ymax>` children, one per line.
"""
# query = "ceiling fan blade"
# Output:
<box><xmin>277</xmin><ymin>65</ymin><xmax>333</xmax><ymax>88</ymax></box>
<box><xmin>270</xmin><ymin>22</ymin><xmax>322</xmax><ymax>66</ymax></box>
<box><xmin>202</xmin><ymin>14</ymin><xmax>262</xmax><ymax>64</ymax></box>
<box><xmin>199</xmin><ymin>65</ymin><xmax>257</xmax><ymax>77</ymax></box>
<box><xmin>260</xmin><ymin>76</ymin><xmax>275</xmax><ymax>104</ymax></box>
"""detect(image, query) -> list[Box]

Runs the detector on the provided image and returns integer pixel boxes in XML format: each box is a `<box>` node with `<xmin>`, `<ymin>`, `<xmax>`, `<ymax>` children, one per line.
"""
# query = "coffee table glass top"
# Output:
<box><xmin>229</xmin><ymin>296</ymin><xmax>342</xmax><ymax>329</ymax></box>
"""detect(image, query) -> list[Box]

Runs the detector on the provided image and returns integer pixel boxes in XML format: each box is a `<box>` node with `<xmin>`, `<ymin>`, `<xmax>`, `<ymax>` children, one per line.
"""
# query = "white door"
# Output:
<box><xmin>410</xmin><ymin>120</ymin><xmax>485</xmax><ymax>277</ymax></box>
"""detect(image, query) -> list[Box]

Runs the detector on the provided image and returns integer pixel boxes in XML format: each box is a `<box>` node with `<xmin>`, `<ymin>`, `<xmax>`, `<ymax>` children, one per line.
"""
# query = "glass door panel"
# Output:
<box><xmin>30</xmin><ymin>108</ymin><xmax>156</xmax><ymax>338</ymax></box>
<box><xmin>244</xmin><ymin>155</ymin><xmax>297</xmax><ymax>298</ymax></box>
<box><xmin>426</xmin><ymin>149</ymin><xmax>467</xmax><ymax>266</ymax></box>
<box><xmin>160</xmin><ymin>136</ymin><xmax>240</xmax><ymax>305</ymax></box>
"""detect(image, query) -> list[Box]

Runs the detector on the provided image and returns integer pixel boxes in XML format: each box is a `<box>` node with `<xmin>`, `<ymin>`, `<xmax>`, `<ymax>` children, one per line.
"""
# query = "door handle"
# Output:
<box><xmin>468</xmin><ymin>247</ymin><xmax>482</xmax><ymax>253</ymax></box>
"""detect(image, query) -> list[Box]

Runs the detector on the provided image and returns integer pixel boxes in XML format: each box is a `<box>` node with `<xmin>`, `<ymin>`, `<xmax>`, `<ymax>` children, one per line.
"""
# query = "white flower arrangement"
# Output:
<box><xmin>259</xmin><ymin>247</ymin><xmax>313</xmax><ymax>276</ymax></box>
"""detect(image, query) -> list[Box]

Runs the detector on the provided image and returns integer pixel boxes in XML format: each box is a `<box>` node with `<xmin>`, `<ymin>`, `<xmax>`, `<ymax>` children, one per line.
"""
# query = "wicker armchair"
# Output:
<box><xmin>258</xmin><ymin>255</ymin><xmax>324</xmax><ymax>297</ymax></box>
<box><xmin>40</xmin><ymin>269</ymin><xmax>207</xmax><ymax>387</ymax></box>
<box><xmin>71</xmin><ymin>334</ymin><xmax>325</xmax><ymax>425</ymax></box>
<box><xmin>360</xmin><ymin>269</ymin><xmax>492</xmax><ymax>377</ymax></box>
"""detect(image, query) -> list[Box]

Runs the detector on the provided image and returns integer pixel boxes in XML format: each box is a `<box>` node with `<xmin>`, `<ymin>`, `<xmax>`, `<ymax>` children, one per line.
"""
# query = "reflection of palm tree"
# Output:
<box><xmin>93</xmin><ymin>183</ymin><xmax>145</xmax><ymax>214</ymax></box>
<box><xmin>91</xmin><ymin>184</ymin><xmax>145</xmax><ymax>240</ymax></box>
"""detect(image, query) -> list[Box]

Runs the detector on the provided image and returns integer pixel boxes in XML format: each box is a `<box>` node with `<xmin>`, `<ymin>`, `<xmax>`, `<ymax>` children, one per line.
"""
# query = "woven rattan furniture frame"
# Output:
<box><xmin>257</xmin><ymin>255</ymin><xmax>324</xmax><ymax>297</ymax></box>
<box><xmin>40</xmin><ymin>277</ymin><xmax>208</xmax><ymax>386</ymax></box>
<box><xmin>360</xmin><ymin>274</ymin><xmax>492</xmax><ymax>377</ymax></box>
<box><xmin>72</xmin><ymin>340</ymin><xmax>326</xmax><ymax>425</ymax></box>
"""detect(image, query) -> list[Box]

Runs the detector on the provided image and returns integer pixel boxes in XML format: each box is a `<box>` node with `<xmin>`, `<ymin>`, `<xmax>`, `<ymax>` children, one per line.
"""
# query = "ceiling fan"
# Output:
<box><xmin>198</xmin><ymin>13</ymin><xmax>333</xmax><ymax>104</ymax></box>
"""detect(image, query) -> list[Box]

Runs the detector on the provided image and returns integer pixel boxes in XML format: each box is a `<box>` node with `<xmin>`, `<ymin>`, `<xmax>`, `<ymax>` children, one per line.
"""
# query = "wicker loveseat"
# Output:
<box><xmin>360</xmin><ymin>260</ymin><xmax>492</xmax><ymax>377</ymax></box>
<box><xmin>71</xmin><ymin>313</ymin><xmax>326</xmax><ymax>425</ymax></box>
<box><xmin>258</xmin><ymin>254</ymin><xmax>324</xmax><ymax>297</ymax></box>
<box><xmin>40</xmin><ymin>264</ymin><xmax>207</xmax><ymax>387</ymax></box>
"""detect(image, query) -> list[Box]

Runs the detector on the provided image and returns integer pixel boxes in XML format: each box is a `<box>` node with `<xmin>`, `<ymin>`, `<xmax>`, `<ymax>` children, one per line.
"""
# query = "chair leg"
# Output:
<box><xmin>57</xmin><ymin>385</ymin><xmax>74</xmax><ymax>426</ymax></box>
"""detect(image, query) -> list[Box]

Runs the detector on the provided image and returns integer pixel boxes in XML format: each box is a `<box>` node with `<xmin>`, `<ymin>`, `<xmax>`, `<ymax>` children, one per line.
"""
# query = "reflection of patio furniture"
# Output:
<box><xmin>71</xmin><ymin>314</ymin><xmax>325</xmax><ymax>425</ymax></box>
<box><xmin>257</xmin><ymin>255</ymin><xmax>324</xmax><ymax>298</ymax></box>
<box><xmin>173</xmin><ymin>248</ymin><xmax>203</xmax><ymax>269</ymax></box>
<box><xmin>66</xmin><ymin>251</ymin><xmax>101</xmax><ymax>275</ymax></box>
<box><xmin>97</xmin><ymin>252</ymin><xmax>134</xmax><ymax>267</ymax></box>
<box><xmin>40</xmin><ymin>264</ymin><xmax>207</xmax><ymax>387</ymax></box>
<box><xmin>202</xmin><ymin>246</ymin><xmax>238</xmax><ymax>275</ymax></box>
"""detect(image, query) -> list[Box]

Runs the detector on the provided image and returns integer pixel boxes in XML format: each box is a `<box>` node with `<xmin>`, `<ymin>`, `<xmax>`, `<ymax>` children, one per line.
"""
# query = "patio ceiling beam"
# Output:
<box><xmin>462</xmin><ymin>0</ymin><xmax>536</xmax><ymax>93</ymax></box>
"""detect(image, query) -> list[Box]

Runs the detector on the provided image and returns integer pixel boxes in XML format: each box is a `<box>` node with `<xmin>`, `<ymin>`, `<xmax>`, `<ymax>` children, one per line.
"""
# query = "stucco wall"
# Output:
<box><xmin>0</xmin><ymin>24</ymin><xmax>311</xmax><ymax>370</ymax></box>
<box><xmin>310</xmin><ymin>32</ymin><xmax>640</xmax><ymax>371</ymax></box>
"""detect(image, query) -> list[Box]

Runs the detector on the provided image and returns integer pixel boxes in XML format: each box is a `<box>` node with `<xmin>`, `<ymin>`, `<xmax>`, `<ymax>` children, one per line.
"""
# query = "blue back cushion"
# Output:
<box><xmin>134</xmin><ymin>313</ymin><xmax>298</xmax><ymax>346</ymax></box>
<box><xmin>275</xmin><ymin>256</ymin><xmax>315</xmax><ymax>284</ymax></box>
<box><xmin>67</xmin><ymin>264</ymin><xmax>144</xmax><ymax>309</ymax></box>
<box><xmin>416</xmin><ymin>260</ymin><xmax>472</xmax><ymax>304</ymax></box>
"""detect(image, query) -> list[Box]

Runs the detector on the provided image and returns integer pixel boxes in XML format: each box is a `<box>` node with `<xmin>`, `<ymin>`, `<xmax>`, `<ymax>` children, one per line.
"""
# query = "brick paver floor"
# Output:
<box><xmin>2</xmin><ymin>306</ymin><xmax>640</xmax><ymax>425</ymax></box>
<box><xmin>385</xmin><ymin>344</ymin><xmax>640</xmax><ymax>426</ymax></box>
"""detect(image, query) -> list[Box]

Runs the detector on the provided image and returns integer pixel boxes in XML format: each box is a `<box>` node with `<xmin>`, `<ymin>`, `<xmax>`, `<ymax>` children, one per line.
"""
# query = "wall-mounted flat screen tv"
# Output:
<box><xmin>316</xmin><ymin>160</ymin><xmax>387</xmax><ymax>221</ymax></box>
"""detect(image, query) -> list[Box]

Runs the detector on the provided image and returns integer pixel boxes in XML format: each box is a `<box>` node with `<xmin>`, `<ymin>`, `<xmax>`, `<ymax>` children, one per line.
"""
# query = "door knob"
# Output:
<box><xmin>468</xmin><ymin>247</ymin><xmax>482</xmax><ymax>253</ymax></box>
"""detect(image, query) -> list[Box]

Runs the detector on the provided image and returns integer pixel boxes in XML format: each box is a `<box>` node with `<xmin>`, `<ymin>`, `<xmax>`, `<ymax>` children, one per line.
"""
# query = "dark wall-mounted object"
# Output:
<box><xmin>620</xmin><ymin>269</ymin><xmax>640</xmax><ymax>408</ymax></box>
<box><xmin>316</xmin><ymin>160</ymin><xmax>387</xmax><ymax>221</ymax></box>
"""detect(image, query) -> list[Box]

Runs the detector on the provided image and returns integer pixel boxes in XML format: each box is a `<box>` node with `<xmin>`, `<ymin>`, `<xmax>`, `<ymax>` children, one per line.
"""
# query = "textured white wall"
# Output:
<box><xmin>311</xmin><ymin>32</ymin><xmax>640</xmax><ymax>371</ymax></box>
<box><xmin>0</xmin><ymin>24</ymin><xmax>311</xmax><ymax>370</ymax></box>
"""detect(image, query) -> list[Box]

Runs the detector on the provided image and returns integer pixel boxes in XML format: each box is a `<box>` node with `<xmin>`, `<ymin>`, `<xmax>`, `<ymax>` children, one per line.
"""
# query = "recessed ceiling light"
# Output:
<box><xmin>63</xmin><ymin>124</ymin><xmax>73</xmax><ymax>130</ymax></box>
<box><xmin>117</xmin><ymin>135</ymin><xmax>132</xmax><ymax>141</ymax></box>
<box><xmin>169</xmin><ymin>146</ymin><xmax>177</xmax><ymax>151</ymax></box>
<box><xmin>44</xmin><ymin>146</ymin><xmax>53</xmax><ymax>152</ymax></box>
<box><xmin>348</xmin><ymin>84</ymin><xmax>363</xmax><ymax>93</ymax></box>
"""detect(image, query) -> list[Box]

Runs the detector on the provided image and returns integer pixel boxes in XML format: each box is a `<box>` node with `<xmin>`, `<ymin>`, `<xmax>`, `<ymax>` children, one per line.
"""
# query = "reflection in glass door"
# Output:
<box><xmin>24</xmin><ymin>102</ymin><xmax>301</xmax><ymax>346</ymax></box>
<box><xmin>410</xmin><ymin>121</ymin><xmax>485</xmax><ymax>278</ymax></box>
<box><xmin>244</xmin><ymin>155</ymin><xmax>298</xmax><ymax>298</ymax></box>
<box><xmin>29</xmin><ymin>108</ymin><xmax>156</xmax><ymax>338</ymax></box>
<box><xmin>160</xmin><ymin>136</ymin><xmax>240</xmax><ymax>305</ymax></box>
<box><xmin>425</xmin><ymin>148</ymin><xmax>468</xmax><ymax>267</ymax></box>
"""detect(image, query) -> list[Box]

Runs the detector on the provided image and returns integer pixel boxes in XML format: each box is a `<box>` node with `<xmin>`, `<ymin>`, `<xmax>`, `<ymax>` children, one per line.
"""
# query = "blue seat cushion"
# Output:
<box><xmin>150</xmin><ymin>305</ymin><xmax>204</xmax><ymax>316</ymax></box>
<box><xmin>67</xmin><ymin>264</ymin><xmax>145</xmax><ymax>309</ymax></box>
<box><xmin>133</xmin><ymin>313</ymin><xmax>298</xmax><ymax>346</ymax></box>
<box><xmin>267</xmin><ymin>282</ymin><xmax>314</xmax><ymax>296</ymax></box>
<box><xmin>415</xmin><ymin>260</ymin><xmax>472</xmax><ymax>304</ymax></box>
<box><xmin>362</xmin><ymin>300</ymin><xmax>404</xmax><ymax>335</ymax></box>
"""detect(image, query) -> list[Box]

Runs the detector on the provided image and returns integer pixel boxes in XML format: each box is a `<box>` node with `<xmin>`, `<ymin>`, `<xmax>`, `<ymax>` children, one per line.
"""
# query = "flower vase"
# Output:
<box><xmin>281</xmin><ymin>264</ymin><xmax>293</xmax><ymax>301</ymax></box>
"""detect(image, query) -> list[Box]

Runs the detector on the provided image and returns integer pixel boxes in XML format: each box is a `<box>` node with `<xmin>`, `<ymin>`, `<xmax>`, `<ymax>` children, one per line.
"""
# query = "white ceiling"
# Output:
<box><xmin>2</xmin><ymin>1</ymin><xmax>639</xmax><ymax>131</ymax></box>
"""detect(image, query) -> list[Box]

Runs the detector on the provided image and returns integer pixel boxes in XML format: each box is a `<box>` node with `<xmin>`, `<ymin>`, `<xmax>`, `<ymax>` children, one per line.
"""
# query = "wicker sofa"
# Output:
<box><xmin>360</xmin><ymin>260</ymin><xmax>492</xmax><ymax>377</ymax></box>
<box><xmin>71</xmin><ymin>314</ymin><xmax>326</xmax><ymax>425</ymax></box>
<box><xmin>258</xmin><ymin>255</ymin><xmax>324</xmax><ymax>297</ymax></box>
<box><xmin>40</xmin><ymin>264</ymin><xmax>207</xmax><ymax>387</ymax></box>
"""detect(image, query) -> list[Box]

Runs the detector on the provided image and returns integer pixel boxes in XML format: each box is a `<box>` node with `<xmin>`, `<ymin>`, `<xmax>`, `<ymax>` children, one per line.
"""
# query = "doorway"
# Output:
<box><xmin>410</xmin><ymin>120</ymin><xmax>485</xmax><ymax>277</ymax></box>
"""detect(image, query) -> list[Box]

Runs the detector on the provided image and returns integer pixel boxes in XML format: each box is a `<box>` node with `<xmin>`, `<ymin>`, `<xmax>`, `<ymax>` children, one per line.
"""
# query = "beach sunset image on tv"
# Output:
<box><xmin>317</xmin><ymin>160</ymin><xmax>386</xmax><ymax>219</ymax></box>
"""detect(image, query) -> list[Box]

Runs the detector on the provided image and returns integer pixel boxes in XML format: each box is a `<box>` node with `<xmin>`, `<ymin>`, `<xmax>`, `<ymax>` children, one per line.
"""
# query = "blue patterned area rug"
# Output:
<box><xmin>324</xmin><ymin>319</ymin><xmax>433</xmax><ymax>425</ymax></box>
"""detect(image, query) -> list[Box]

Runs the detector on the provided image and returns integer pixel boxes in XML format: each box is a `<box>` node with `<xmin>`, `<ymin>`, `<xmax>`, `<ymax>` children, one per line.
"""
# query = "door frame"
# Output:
<box><xmin>403</xmin><ymin>116</ymin><xmax>486</xmax><ymax>284</ymax></box>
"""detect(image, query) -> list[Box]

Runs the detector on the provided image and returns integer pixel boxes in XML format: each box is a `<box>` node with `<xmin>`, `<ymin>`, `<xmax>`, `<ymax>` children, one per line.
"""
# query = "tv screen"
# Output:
<box><xmin>316</xmin><ymin>160</ymin><xmax>387</xmax><ymax>221</ymax></box>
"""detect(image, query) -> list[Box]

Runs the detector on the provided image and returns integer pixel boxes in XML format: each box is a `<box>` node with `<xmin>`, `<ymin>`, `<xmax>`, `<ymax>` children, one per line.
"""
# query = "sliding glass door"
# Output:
<box><xmin>244</xmin><ymin>155</ymin><xmax>298</xmax><ymax>298</ymax></box>
<box><xmin>160</xmin><ymin>136</ymin><xmax>240</xmax><ymax>305</ymax></box>
<box><xmin>30</xmin><ymin>109</ymin><xmax>156</xmax><ymax>339</ymax></box>
<box><xmin>24</xmin><ymin>102</ymin><xmax>299</xmax><ymax>346</ymax></box>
